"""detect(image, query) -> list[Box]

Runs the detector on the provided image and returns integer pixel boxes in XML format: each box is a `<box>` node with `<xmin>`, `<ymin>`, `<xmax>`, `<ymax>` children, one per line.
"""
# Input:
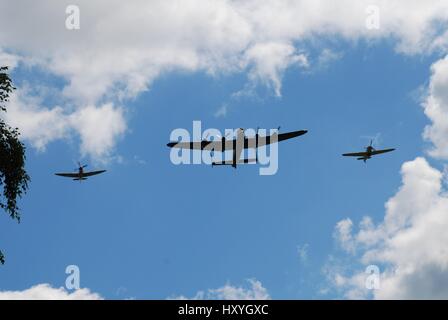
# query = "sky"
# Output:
<box><xmin>1</xmin><ymin>0</ymin><xmax>448</xmax><ymax>300</ymax></box>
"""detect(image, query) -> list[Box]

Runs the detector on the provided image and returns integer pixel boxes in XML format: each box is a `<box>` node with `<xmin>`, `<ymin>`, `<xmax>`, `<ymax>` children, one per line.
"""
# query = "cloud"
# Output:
<box><xmin>297</xmin><ymin>243</ymin><xmax>309</xmax><ymax>263</ymax></box>
<box><xmin>0</xmin><ymin>284</ymin><xmax>102</xmax><ymax>300</ymax></box>
<box><xmin>0</xmin><ymin>49</ymin><xmax>20</xmax><ymax>70</ymax></box>
<box><xmin>214</xmin><ymin>104</ymin><xmax>228</xmax><ymax>118</ymax></box>
<box><xmin>170</xmin><ymin>279</ymin><xmax>270</xmax><ymax>300</ymax></box>
<box><xmin>334</xmin><ymin>219</ymin><xmax>356</xmax><ymax>254</ymax></box>
<box><xmin>243</xmin><ymin>42</ymin><xmax>308</xmax><ymax>97</ymax></box>
<box><xmin>316</xmin><ymin>49</ymin><xmax>343</xmax><ymax>70</ymax></box>
<box><xmin>423</xmin><ymin>55</ymin><xmax>448</xmax><ymax>159</ymax></box>
<box><xmin>331</xmin><ymin>157</ymin><xmax>448</xmax><ymax>299</ymax></box>
<box><xmin>4</xmin><ymin>88</ymin><xmax>70</xmax><ymax>151</ymax></box>
<box><xmin>1</xmin><ymin>0</ymin><xmax>448</xmax><ymax>158</ymax></box>
<box><xmin>322</xmin><ymin>257</ymin><xmax>370</xmax><ymax>299</ymax></box>
<box><xmin>4</xmin><ymin>88</ymin><xmax>126</xmax><ymax>159</ymax></box>
<box><xmin>70</xmin><ymin>104</ymin><xmax>126</xmax><ymax>159</ymax></box>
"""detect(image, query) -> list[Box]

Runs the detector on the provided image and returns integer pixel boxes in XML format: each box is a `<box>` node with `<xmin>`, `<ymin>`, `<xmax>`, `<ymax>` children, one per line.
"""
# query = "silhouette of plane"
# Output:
<box><xmin>167</xmin><ymin>127</ymin><xmax>308</xmax><ymax>168</ymax></box>
<box><xmin>342</xmin><ymin>140</ymin><xmax>395</xmax><ymax>163</ymax></box>
<box><xmin>55</xmin><ymin>162</ymin><xmax>106</xmax><ymax>181</ymax></box>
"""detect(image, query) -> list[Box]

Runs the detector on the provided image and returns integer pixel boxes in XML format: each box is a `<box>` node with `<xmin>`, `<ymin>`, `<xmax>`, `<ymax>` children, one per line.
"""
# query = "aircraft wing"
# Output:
<box><xmin>342</xmin><ymin>152</ymin><xmax>368</xmax><ymax>157</ymax></box>
<box><xmin>83</xmin><ymin>170</ymin><xmax>106</xmax><ymax>177</ymax></box>
<box><xmin>167</xmin><ymin>130</ymin><xmax>308</xmax><ymax>151</ymax></box>
<box><xmin>212</xmin><ymin>158</ymin><xmax>256</xmax><ymax>166</ymax></box>
<box><xmin>55</xmin><ymin>173</ymin><xmax>79</xmax><ymax>178</ymax></box>
<box><xmin>371</xmin><ymin>148</ymin><xmax>395</xmax><ymax>155</ymax></box>
<box><xmin>167</xmin><ymin>140</ymin><xmax>233</xmax><ymax>151</ymax></box>
<box><xmin>278</xmin><ymin>130</ymin><xmax>308</xmax><ymax>142</ymax></box>
<box><xmin>244</xmin><ymin>130</ymin><xmax>308</xmax><ymax>147</ymax></box>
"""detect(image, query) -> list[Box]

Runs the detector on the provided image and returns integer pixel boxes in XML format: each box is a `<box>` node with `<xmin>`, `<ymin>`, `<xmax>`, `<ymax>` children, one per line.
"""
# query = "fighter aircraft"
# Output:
<box><xmin>167</xmin><ymin>127</ymin><xmax>308</xmax><ymax>168</ymax></box>
<box><xmin>55</xmin><ymin>162</ymin><xmax>106</xmax><ymax>181</ymax></box>
<box><xmin>342</xmin><ymin>140</ymin><xmax>395</xmax><ymax>162</ymax></box>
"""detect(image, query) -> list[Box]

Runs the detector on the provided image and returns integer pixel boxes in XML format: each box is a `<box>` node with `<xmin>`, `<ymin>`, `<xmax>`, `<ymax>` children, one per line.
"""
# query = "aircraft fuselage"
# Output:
<box><xmin>360</xmin><ymin>146</ymin><xmax>374</xmax><ymax>162</ymax></box>
<box><xmin>231</xmin><ymin>129</ymin><xmax>245</xmax><ymax>168</ymax></box>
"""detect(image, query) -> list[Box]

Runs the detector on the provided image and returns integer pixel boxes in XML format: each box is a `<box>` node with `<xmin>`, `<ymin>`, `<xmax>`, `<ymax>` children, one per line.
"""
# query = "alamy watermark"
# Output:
<box><xmin>365</xmin><ymin>5</ymin><xmax>380</xmax><ymax>30</ymax></box>
<box><xmin>65</xmin><ymin>264</ymin><xmax>80</xmax><ymax>290</ymax></box>
<box><xmin>169</xmin><ymin>121</ymin><xmax>279</xmax><ymax>175</ymax></box>
<box><xmin>66</xmin><ymin>5</ymin><xmax>80</xmax><ymax>30</ymax></box>
<box><xmin>365</xmin><ymin>264</ymin><xmax>380</xmax><ymax>290</ymax></box>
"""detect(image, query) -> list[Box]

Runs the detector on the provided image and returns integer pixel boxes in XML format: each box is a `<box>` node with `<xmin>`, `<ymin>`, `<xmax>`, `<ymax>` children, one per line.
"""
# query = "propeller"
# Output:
<box><xmin>366</xmin><ymin>139</ymin><xmax>375</xmax><ymax>152</ymax></box>
<box><xmin>75</xmin><ymin>161</ymin><xmax>87</xmax><ymax>171</ymax></box>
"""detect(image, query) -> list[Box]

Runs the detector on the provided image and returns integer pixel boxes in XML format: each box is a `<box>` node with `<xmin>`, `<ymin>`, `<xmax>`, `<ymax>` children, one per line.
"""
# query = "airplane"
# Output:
<box><xmin>167</xmin><ymin>127</ymin><xmax>308</xmax><ymax>168</ymax></box>
<box><xmin>342</xmin><ymin>140</ymin><xmax>395</xmax><ymax>163</ymax></box>
<box><xmin>55</xmin><ymin>162</ymin><xmax>106</xmax><ymax>181</ymax></box>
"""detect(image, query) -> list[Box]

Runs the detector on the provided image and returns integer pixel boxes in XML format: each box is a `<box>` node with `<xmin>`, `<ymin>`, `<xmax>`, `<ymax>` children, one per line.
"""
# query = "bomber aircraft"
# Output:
<box><xmin>167</xmin><ymin>127</ymin><xmax>308</xmax><ymax>168</ymax></box>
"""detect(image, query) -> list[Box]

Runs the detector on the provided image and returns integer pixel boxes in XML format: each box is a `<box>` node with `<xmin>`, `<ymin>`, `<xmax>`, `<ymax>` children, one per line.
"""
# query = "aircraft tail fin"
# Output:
<box><xmin>212</xmin><ymin>160</ymin><xmax>233</xmax><ymax>166</ymax></box>
<box><xmin>239</xmin><ymin>158</ymin><xmax>257</xmax><ymax>164</ymax></box>
<box><xmin>212</xmin><ymin>158</ymin><xmax>257</xmax><ymax>167</ymax></box>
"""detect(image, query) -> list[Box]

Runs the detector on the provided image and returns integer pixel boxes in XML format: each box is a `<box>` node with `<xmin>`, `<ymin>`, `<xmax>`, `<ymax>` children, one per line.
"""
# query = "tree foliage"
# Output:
<box><xmin>0</xmin><ymin>66</ymin><xmax>30</xmax><ymax>264</ymax></box>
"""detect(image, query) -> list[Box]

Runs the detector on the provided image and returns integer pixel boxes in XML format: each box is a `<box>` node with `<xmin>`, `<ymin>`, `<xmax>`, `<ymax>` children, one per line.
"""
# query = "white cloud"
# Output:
<box><xmin>5</xmin><ymin>88</ymin><xmax>70</xmax><ymax>151</ymax></box>
<box><xmin>334</xmin><ymin>219</ymin><xmax>356</xmax><ymax>254</ymax></box>
<box><xmin>0</xmin><ymin>283</ymin><xmax>102</xmax><ymax>300</ymax></box>
<box><xmin>423</xmin><ymin>55</ymin><xmax>448</xmax><ymax>159</ymax></box>
<box><xmin>4</xmin><ymin>89</ymin><xmax>126</xmax><ymax>159</ymax></box>
<box><xmin>316</xmin><ymin>49</ymin><xmax>343</xmax><ymax>69</ymax></box>
<box><xmin>0</xmin><ymin>49</ymin><xmax>20</xmax><ymax>70</ymax></box>
<box><xmin>243</xmin><ymin>42</ymin><xmax>308</xmax><ymax>97</ymax></box>
<box><xmin>1</xmin><ymin>0</ymin><xmax>448</xmax><ymax>158</ymax></box>
<box><xmin>170</xmin><ymin>279</ymin><xmax>270</xmax><ymax>300</ymax></box>
<box><xmin>332</xmin><ymin>157</ymin><xmax>448</xmax><ymax>299</ymax></box>
<box><xmin>323</xmin><ymin>257</ymin><xmax>370</xmax><ymax>299</ymax></box>
<box><xmin>70</xmin><ymin>104</ymin><xmax>126</xmax><ymax>159</ymax></box>
<box><xmin>297</xmin><ymin>243</ymin><xmax>309</xmax><ymax>263</ymax></box>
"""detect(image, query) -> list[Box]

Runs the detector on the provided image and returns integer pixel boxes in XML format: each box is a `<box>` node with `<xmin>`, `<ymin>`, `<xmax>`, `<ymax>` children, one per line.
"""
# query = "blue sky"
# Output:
<box><xmin>2</xmin><ymin>1</ymin><xmax>448</xmax><ymax>300</ymax></box>
<box><xmin>0</xmin><ymin>40</ymin><xmax>438</xmax><ymax>299</ymax></box>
